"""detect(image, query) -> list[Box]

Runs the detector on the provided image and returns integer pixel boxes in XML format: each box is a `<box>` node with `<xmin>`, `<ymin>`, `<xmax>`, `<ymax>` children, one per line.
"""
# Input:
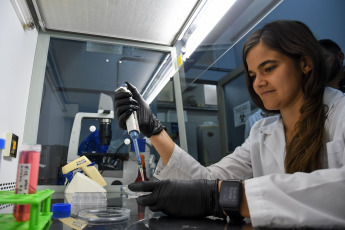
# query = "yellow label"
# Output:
<box><xmin>178</xmin><ymin>54</ymin><xmax>183</xmax><ymax>67</ymax></box>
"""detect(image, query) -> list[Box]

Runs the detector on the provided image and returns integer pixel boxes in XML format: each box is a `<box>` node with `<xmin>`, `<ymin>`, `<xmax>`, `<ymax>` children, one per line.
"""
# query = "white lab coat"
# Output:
<box><xmin>154</xmin><ymin>87</ymin><xmax>345</xmax><ymax>228</ymax></box>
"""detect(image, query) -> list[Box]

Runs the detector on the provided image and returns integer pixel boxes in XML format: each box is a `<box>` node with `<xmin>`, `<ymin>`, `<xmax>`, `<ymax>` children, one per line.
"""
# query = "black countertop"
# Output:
<box><xmin>48</xmin><ymin>191</ymin><xmax>253</xmax><ymax>230</ymax></box>
<box><xmin>126</xmin><ymin>217</ymin><xmax>253</xmax><ymax>230</ymax></box>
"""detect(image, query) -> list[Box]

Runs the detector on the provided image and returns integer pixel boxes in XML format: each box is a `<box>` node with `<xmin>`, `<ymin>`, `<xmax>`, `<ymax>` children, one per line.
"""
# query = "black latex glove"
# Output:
<box><xmin>128</xmin><ymin>179</ymin><xmax>225</xmax><ymax>218</ymax></box>
<box><xmin>114</xmin><ymin>82</ymin><xmax>164</xmax><ymax>138</ymax></box>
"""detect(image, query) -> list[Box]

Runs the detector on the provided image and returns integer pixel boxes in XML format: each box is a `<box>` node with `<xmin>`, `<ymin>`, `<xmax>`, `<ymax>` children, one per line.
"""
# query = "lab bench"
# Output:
<box><xmin>44</xmin><ymin>185</ymin><xmax>253</xmax><ymax>230</ymax></box>
<box><xmin>1</xmin><ymin>185</ymin><xmax>334</xmax><ymax>230</ymax></box>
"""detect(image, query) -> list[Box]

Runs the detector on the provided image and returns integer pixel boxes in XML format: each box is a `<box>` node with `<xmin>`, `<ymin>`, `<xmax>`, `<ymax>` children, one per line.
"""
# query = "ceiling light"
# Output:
<box><xmin>10</xmin><ymin>0</ymin><xmax>35</xmax><ymax>30</ymax></box>
<box><xmin>182</xmin><ymin>0</ymin><xmax>236</xmax><ymax>60</ymax></box>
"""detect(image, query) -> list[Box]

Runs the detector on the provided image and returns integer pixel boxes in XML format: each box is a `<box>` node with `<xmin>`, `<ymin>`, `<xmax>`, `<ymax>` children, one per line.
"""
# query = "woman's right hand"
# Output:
<box><xmin>114</xmin><ymin>82</ymin><xmax>164</xmax><ymax>138</ymax></box>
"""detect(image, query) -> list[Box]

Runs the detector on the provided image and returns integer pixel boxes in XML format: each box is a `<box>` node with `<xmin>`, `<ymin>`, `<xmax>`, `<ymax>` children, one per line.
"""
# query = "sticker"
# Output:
<box><xmin>59</xmin><ymin>217</ymin><xmax>88</xmax><ymax>230</ymax></box>
<box><xmin>178</xmin><ymin>54</ymin><xmax>183</xmax><ymax>67</ymax></box>
<box><xmin>17</xmin><ymin>164</ymin><xmax>30</xmax><ymax>194</ymax></box>
<box><xmin>233</xmin><ymin>101</ymin><xmax>251</xmax><ymax>127</ymax></box>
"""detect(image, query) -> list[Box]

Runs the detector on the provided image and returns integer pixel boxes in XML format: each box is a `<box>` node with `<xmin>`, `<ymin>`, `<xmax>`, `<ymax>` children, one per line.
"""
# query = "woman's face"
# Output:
<box><xmin>246</xmin><ymin>42</ymin><xmax>305</xmax><ymax>112</ymax></box>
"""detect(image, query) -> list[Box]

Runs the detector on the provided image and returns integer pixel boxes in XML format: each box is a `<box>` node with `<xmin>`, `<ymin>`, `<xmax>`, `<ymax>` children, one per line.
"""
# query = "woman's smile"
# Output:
<box><xmin>260</xmin><ymin>90</ymin><xmax>275</xmax><ymax>96</ymax></box>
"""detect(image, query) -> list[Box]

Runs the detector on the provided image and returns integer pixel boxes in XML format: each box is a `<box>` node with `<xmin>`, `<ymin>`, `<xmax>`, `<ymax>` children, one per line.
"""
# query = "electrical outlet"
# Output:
<box><xmin>3</xmin><ymin>133</ymin><xmax>18</xmax><ymax>158</ymax></box>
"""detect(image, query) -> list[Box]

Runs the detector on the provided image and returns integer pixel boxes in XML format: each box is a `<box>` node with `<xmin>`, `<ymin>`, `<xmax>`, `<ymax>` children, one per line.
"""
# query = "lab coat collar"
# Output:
<box><xmin>257</xmin><ymin>116</ymin><xmax>279</xmax><ymax>135</ymax></box>
<box><xmin>259</xmin><ymin>115</ymin><xmax>286</xmax><ymax>172</ymax></box>
<box><xmin>324</xmin><ymin>87</ymin><xmax>344</xmax><ymax>117</ymax></box>
<box><xmin>324</xmin><ymin>86</ymin><xmax>344</xmax><ymax>104</ymax></box>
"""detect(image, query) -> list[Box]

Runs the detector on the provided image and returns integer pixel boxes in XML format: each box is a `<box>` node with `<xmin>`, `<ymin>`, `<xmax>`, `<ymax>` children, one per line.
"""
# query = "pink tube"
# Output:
<box><xmin>13</xmin><ymin>144</ymin><xmax>41</xmax><ymax>222</ymax></box>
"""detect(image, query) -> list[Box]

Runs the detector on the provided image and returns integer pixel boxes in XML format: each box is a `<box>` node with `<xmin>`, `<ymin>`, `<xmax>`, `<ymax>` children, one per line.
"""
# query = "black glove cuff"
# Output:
<box><xmin>151</xmin><ymin>124</ymin><xmax>165</xmax><ymax>136</ymax></box>
<box><xmin>149</xmin><ymin>114</ymin><xmax>165</xmax><ymax>137</ymax></box>
<box><xmin>213</xmin><ymin>179</ymin><xmax>226</xmax><ymax>219</ymax></box>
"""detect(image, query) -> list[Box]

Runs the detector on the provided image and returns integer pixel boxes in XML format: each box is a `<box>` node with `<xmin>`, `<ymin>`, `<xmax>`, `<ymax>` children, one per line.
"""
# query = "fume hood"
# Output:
<box><xmin>22</xmin><ymin>0</ymin><xmax>283</xmax><ymax>160</ymax></box>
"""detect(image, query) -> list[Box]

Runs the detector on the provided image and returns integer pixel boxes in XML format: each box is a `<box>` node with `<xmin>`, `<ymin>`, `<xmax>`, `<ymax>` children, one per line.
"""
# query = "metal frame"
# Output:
<box><xmin>23</xmin><ymin>32</ymin><xmax>50</xmax><ymax>144</ymax></box>
<box><xmin>23</xmin><ymin>31</ymin><xmax>188</xmax><ymax>152</ymax></box>
<box><xmin>217</xmin><ymin>65</ymin><xmax>244</xmax><ymax>155</ymax></box>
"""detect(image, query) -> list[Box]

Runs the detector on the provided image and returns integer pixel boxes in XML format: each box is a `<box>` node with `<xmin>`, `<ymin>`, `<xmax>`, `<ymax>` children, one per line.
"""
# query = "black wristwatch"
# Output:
<box><xmin>219</xmin><ymin>179</ymin><xmax>244</xmax><ymax>221</ymax></box>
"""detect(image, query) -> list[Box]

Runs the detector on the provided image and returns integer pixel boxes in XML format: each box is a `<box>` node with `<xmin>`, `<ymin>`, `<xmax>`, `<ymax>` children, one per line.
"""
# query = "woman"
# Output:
<box><xmin>115</xmin><ymin>20</ymin><xmax>345</xmax><ymax>228</ymax></box>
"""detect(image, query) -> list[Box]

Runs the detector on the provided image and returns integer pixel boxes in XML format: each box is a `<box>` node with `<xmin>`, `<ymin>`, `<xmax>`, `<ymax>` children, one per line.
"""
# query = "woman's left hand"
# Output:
<box><xmin>128</xmin><ymin>179</ymin><xmax>225</xmax><ymax>218</ymax></box>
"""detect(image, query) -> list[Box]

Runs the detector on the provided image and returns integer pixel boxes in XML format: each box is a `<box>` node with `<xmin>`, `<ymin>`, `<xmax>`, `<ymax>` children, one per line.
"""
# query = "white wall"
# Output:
<box><xmin>0</xmin><ymin>1</ymin><xmax>38</xmax><ymax>184</ymax></box>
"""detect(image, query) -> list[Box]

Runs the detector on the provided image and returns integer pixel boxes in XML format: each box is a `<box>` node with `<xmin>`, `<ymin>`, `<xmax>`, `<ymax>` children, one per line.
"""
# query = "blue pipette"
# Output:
<box><xmin>129</xmin><ymin>131</ymin><xmax>144</xmax><ymax>181</ymax></box>
<box><xmin>115</xmin><ymin>84</ymin><xmax>144</xmax><ymax>181</ymax></box>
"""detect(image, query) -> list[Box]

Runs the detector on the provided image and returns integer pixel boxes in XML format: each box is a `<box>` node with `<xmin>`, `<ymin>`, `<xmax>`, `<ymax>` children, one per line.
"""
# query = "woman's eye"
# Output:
<box><xmin>250</xmin><ymin>74</ymin><xmax>256</xmax><ymax>80</ymax></box>
<box><xmin>265</xmin><ymin>66</ymin><xmax>275</xmax><ymax>72</ymax></box>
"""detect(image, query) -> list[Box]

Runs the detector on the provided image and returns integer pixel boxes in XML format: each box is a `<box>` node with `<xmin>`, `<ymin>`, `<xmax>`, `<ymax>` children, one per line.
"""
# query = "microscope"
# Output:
<box><xmin>67</xmin><ymin>93</ymin><xmax>114</xmax><ymax>162</ymax></box>
<box><xmin>66</xmin><ymin>93</ymin><xmax>149</xmax><ymax>186</ymax></box>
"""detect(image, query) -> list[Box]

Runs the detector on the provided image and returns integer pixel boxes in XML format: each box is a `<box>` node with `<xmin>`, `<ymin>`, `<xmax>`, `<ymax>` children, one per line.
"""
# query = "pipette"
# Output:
<box><xmin>115</xmin><ymin>84</ymin><xmax>145</xmax><ymax>181</ymax></box>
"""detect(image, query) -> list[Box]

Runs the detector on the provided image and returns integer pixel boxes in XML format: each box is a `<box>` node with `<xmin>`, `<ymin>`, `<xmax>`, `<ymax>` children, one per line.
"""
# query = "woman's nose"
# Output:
<box><xmin>253</xmin><ymin>74</ymin><xmax>266</xmax><ymax>88</ymax></box>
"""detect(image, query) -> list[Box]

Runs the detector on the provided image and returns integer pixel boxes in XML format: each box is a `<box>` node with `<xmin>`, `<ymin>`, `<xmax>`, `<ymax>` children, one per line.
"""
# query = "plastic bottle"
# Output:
<box><xmin>134</xmin><ymin>154</ymin><xmax>148</xmax><ymax>220</ymax></box>
<box><xmin>13</xmin><ymin>144</ymin><xmax>41</xmax><ymax>221</ymax></box>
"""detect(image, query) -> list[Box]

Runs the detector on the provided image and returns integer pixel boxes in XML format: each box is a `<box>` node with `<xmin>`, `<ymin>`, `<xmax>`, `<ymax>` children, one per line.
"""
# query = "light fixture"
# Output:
<box><xmin>176</xmin><ymin>0</ymin><xmax>207</xmax><ymax>41</ymax></box>
<box><xmin>143</xmin><ymin>55</ymin><xmax>175</xmax><ymax>105</ymax></box>
<box><xmin>182</xmin><ymin>0</ymin><xmax>236</xmax><ymax>60</ymax></box>
<box><xmin>10</xmin><ymin>0</ymin><xmax>35</xmax><ymax>30</ymax></box>
<box><xmin>145</xmin><ymin>69</ymin><xmax>174</xmax><ymax>105</ymax></box>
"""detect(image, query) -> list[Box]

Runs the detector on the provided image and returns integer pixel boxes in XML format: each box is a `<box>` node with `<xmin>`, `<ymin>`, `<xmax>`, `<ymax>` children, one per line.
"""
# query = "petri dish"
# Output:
<box><xmin>77</xmin><ymin>207</ymin><xmax>130</xmax><ymax>224</ymax></box>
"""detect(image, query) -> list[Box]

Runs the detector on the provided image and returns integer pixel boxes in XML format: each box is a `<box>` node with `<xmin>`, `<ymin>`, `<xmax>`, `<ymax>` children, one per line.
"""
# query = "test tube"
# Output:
<box><xmin>13</xmin><ymin>144</ymin><xmax>41</xmax><ymax>221</ymax></box>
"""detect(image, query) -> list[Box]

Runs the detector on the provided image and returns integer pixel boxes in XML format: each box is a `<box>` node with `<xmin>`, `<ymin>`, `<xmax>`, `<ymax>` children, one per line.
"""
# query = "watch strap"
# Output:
<box><xmin>223</xmin><ymin>207</ymin><xmax>244</xmax><ymax>222</ymax></box>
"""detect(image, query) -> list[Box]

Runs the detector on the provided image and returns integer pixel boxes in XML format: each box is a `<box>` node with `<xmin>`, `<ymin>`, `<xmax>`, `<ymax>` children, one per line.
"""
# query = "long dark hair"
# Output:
<box><xmin>242</xmin><ymin>20</ymin><xmax>327</xmax><ymax>173</ymax></box>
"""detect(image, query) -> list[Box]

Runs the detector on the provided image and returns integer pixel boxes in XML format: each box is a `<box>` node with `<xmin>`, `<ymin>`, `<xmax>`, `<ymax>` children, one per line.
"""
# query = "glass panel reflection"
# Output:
<box><xmin>37</xmin><ymin>38</ymin><xmax>169</xmax><ymax>184</ymax></box>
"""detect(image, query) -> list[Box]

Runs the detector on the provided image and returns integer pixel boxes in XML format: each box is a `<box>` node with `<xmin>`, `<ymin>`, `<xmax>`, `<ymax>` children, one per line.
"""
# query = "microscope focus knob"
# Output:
<box><xmin>124</xmin><ymin>138</ymin><xmax>131</xmax><ymax>145</ymax></box>
<box><xmin>89</xmin><ymin>125</ymin><xmax>96</xmax><ymax>132</ymax></box>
